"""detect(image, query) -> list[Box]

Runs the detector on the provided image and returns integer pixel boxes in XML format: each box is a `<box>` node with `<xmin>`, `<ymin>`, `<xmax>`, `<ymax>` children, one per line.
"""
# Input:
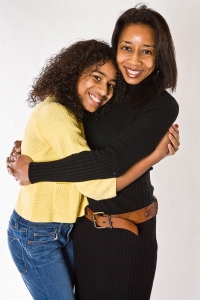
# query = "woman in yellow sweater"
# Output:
<box><xmin>7</xmin><ymin>39</ymin><xmax>178</xmax><ymax>300</ymax></box>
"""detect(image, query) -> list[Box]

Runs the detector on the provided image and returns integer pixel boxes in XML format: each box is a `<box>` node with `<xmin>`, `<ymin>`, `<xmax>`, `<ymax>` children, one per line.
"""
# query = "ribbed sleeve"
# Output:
<box><xmin>29</xmin><ymin>90</ymin><xmax>178</xmax><ymax>183</ymax></box>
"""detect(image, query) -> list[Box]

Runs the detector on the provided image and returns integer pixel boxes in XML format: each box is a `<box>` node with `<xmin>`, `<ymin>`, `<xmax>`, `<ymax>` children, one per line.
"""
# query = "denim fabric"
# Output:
<box><xmin>7</xmin><ymin>210</ymin><xmax>75</xmax><ymax>300</ymax></box>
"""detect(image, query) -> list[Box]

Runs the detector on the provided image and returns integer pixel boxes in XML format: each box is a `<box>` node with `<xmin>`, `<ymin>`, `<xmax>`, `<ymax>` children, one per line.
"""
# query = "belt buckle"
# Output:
<box><xmin>92</xmin><ymin>212</ymin><xmax>106</xmax><ymax>229</ymax></box>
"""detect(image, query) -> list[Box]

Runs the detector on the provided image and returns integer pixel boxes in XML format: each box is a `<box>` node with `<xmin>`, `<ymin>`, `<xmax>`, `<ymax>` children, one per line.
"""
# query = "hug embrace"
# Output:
<box><xmin>7</xmin><ymin>4</ymin><xmax>179</xmax><ymax>300</ymax></box>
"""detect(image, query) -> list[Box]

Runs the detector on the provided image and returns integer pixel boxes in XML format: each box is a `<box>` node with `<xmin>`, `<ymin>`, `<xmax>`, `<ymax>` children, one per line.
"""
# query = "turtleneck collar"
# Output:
<box><xmin>125</xmin><ymin>72</ymin><xmax>156</xmax><ymax>95</ymax></box>
<box><xmin>126</xmin><ymin>83</ymin><xmax>138</xmax><ymax>94</ymax></box>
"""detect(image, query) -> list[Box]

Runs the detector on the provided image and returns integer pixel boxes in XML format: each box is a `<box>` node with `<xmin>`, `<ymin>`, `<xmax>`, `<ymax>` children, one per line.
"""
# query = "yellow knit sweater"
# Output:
<box><xmin>15</xmin><ymin>97</ymin><xmax>116</xmax><ymax>223</ymax></box>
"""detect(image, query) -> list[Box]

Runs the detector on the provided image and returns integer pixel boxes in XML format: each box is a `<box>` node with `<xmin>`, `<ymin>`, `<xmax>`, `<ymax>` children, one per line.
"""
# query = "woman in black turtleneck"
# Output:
<box><xmin>7</xmin><ymin>5</ymin><xmax>179</xmax><ymax>300</ymax></box>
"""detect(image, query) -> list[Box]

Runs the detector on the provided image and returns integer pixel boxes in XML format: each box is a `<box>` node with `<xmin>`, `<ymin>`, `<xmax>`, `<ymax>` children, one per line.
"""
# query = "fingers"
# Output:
<box><xmin>6</xmin><ymin>165</ymin><xmax>14</xmax><ymax>175</ymax></box>
<box><xmin>14</xmin><ymin>141</ymin><xmax>22</xmax><ymax>153</ymax></box>
<box><xmin>14</xmin><ymin>147</ymin><xmax>21</xmax><ymax>154</ymax></box>
<box><xmin>6</xmin><ymin>158</ymin><xmax>14</xmax><ymax>168</ymax></box>
<box><xmin>6</xmin><ymin>157</ymin><xmax>17</xmax><ymax>173</ymax></box>
<box><xmin>170</xmin><ymin>124</ymin><xmax>179</xmax><ymax>136</ymax></box>
<box><xmin>6</xmin><ymin>161</ymin><xmax>19</xmax><ymax>181</ymax></box>
<box><xmin>9</xmin><ymin>140</ymin><xmax>22</xmax><ymax>158</ymax></box>
<box><xmin>169</xmin><ymin>132</ymin><xmax>179</xmax><ymax>152</ymax></box>
<box><xmin>172</xmin><ymin>123</ymin><xmax>179</xmax><ymax>132</ymax></box>
<box><xmin>7</xmin><ymin>165</ymin><xmax>20</xmax><ymax>183</ymax></box>
<box><xmin>169</xmin><ymin>124</ymin><xmax>180</xmax><ymax>152</ymax></box>
<box><xmin>167</xmin><ymin>143</ymin><xmax>175</xmax><ymax>156</ymax></box>
<box><xmin>10</xmin><ymin>153</ymin><xmax>20</xmax><ymax>160</ymax></box>
<box><xmin>6</xmin><ymin>156</ymin><xmax>16</xmax><ymax>167</ymax></box>
<box><xmin>169</xmin><ymin>126</ymin><xmax>180</xmax><ymax>143</ymax></box>
<box><xmin>14</xmin><ymin>140</ymin><xmax>22</xmax><ymax>147</ymax></box>
<box><xmin>7</xmin><ymin>154</ymin><xmax>18</xmax><ymax>163</ymax></box>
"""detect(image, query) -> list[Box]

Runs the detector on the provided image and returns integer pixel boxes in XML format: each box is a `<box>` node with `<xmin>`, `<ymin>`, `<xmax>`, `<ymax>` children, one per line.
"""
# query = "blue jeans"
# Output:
<box><xmin>7</xmin><ymin>210</ymin><xmax>75</xmax><ymax>300</ymax></box>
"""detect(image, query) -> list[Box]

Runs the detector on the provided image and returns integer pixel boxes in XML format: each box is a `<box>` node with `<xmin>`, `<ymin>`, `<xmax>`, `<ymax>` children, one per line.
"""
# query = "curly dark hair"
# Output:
<box><xmin>27</xmin><ymin>39</ymin><xmax>126</xmax><ymax>120</ymax></box>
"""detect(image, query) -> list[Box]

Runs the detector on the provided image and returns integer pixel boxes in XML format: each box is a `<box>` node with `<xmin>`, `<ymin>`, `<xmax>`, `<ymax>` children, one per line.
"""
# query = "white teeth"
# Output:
<box><xmin>126</xmin><ymin>68</ymin><xmax>141</xmax><ymax>75</ymax></box>
<box><xmin>89</xmin><ymin>93</ymin><xmax>101</xmax><ymax>103</ymax></box>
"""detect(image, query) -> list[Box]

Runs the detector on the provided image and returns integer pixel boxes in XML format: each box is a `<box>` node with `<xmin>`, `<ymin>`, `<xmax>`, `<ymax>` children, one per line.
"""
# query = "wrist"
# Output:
<box><xmin>151</xmin><ymin>149</ymin><xmax>166</xmax><ymax>163</ymax></box>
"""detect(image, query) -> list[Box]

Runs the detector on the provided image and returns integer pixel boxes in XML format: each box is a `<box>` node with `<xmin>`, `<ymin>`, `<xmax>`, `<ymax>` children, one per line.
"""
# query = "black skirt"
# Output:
<box><xmin>73</xmin><ymin>215</ymin><xmax>157</xmax><ymax>300</ymax></box>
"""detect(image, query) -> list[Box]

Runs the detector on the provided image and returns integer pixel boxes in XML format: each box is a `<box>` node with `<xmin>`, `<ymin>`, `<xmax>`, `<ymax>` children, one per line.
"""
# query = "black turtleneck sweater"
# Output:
<box><xmin>29</xmin><ymin>86</ymin><xmax>179</xmax><ymax>300</ymax></box>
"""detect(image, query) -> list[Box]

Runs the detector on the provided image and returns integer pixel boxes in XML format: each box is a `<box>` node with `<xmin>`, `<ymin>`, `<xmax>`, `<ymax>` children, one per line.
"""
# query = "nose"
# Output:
<box><xmin>128</xmin><ymin>51</ymin><xmax>142</xmax><ymax>65</ymax></box>
<box><xmin>96</xmin><ymin>83</ymin><xmax>108</xmax><ymax>97</ymax></box>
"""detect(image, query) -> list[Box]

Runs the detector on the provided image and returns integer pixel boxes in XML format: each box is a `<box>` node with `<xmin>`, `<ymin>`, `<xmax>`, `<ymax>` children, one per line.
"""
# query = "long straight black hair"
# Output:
<box><xmin>111</xmin><ymin>4</ymin><xmax>177</xmax><ymax>106</ymax></box>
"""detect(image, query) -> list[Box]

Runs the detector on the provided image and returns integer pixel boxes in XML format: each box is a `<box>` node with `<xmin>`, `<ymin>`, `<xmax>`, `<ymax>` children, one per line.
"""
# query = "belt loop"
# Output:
<box><xmin>108</xmin><ymin>215</ymin><xmax>113</xmax><ymax>229</ymax></box>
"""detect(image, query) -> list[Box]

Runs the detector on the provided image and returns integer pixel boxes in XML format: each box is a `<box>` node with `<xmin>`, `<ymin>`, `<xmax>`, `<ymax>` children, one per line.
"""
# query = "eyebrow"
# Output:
<box><xmin>93</xmin><ymin>70</ymin><xmax>117</xmax><ymax>82</ymax></box>
<box><xmin>120</xmin><ymin>41</ymin><xmax>155</xmax><ymax>48</ymax></box>
<box><xmin>143</xmin><ymin>44</ymin><xmax>155</xmax><ymax>49</ymax></box>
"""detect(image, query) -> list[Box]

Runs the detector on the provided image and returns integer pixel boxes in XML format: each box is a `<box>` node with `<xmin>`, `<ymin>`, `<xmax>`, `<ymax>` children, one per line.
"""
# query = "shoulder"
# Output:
<box><xmin>37</xmin><ymin>97</ymin><xmax>76</xmax><ymax>121</ymax></box>
<box><xmin>142</xmin><ymin>90</ymin><xmax>179</xmax><ymax>116</ymax></box>
<box><xmin>157</xmin><ymin>90</ymin><xmax>178</xmax><ymax>109</ymax></box>
<box><xmin>38</xmin><ymin>97</ymin><xmax>68</xmax><ymax>113</ymax></box>
<box><xmin>160</xmin><ymin>90</ymin><xmax>178</xmax><ymax>106</ymax></box>
<box><xmin>34</xmin><ymin>97</ymin><xmax>80</xmax><ymax>130</ymax></box>
<box><xmin>159</xmin><ymin>90</ymin><xmax>179</xmax><ymax>118</ymax></box>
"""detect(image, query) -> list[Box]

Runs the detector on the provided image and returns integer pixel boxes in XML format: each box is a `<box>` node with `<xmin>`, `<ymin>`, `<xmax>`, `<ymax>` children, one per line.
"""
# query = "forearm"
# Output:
<box><xmin>29</xmin><ymin>94</ymin><xmax>178</xmax><ymax>184</ymax></box>
<box><xmin>29</xmin><ymin>148</ymin><xmax>117</xmax><ymax>183</ymax></box>
<box><xmin>116</xmin><ymin>150</ymin><xmax>161</xmax><ymax>191</ymax></box>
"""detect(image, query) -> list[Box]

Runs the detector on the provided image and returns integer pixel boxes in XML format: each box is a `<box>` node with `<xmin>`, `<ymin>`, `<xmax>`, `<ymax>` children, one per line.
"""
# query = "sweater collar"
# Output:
<box><xmin>126</xmin><ymin>83</ymin><xmax>139</xmax><ymax>94</ymax></box>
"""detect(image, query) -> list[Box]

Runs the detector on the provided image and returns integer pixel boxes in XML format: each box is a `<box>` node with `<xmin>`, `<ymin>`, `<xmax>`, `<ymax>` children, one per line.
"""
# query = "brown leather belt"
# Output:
<box><xmin>85</xmin><ymin>197</ymin><xmax>158</xmax><ymax>236</ymax></box>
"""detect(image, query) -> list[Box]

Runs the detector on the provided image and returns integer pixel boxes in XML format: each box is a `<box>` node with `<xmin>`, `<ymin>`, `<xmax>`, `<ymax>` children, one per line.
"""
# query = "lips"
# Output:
<box><xmin>89</xmin><ymin>92</ymin><xmax>103</xmax><ymax>104</ymax></box>
<box><xmin>89</xmin><ymin>93</ymin><xmax>101</xmax><ymax>103</ymax></box>
<box><xmin>124</xmin><ymin>67</ymin><xmax>143</xmax><ymax>78</ymax></box>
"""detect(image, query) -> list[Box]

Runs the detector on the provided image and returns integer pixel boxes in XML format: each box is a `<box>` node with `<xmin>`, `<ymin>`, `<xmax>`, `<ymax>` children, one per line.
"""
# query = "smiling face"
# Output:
<box><xmin>116</xmin><ymin>23</ymin><xmax>156</xmax><ymax>85</ymax></box>
<box><xmin>77</xmin><ymin>60</ymin><xmax>117</xmax><ymax>113</ymax></box>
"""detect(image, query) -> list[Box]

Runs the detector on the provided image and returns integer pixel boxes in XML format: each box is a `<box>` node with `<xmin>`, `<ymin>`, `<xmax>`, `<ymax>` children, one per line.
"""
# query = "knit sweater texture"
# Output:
<box><xmin>15</xmin><ymin>97</ymin><xmax>116</xmax><ymax>223</ymax></box>
<box><xmin>29</xmin><ymin>88</ymin><xmax>179</xmax><ymax>299</ymax></box>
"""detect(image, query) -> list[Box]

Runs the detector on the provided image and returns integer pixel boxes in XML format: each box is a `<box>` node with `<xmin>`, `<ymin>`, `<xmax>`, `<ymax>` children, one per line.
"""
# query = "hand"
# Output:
<box><xmin>7</xmin><ymin>140</ymin><xmax>22</xmax><ymax>163</ymax></box>
<box><xmin>155</xmin><ymin>124</ymin><xmax>180</xmax><ymax>159</ymax></box>
<box><xmin>167</xmin><ymin>124</ymin><xmax>180</xmax><ymax>156</ymax></box>
<box><xmin>6</xmin><ymin>140</ymin><xmax>22</xmax><ymax>176</ymax></box>
<box><xmin>6</xmin><ymin>155</ymin><xmax>33</xmax><ymax>185</ymax></box>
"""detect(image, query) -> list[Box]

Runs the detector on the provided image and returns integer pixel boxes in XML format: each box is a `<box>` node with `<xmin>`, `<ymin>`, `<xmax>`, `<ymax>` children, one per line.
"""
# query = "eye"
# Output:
<box><xmin>141</xmin><ymin>49</ymin><xmax>153</xmax><ymax>55</ymax></box>
<box><xmin>108</xmin><ymin>83</ymin><xmax>116</xmax><ymax>89</ymax></box>
<box><xmin>122</xmin><ymin>46</ymin><xmax>132</xmax><ymax>52</ymax></box>
<box><xmin>93</xmin><ymin>75</ymin><xmax>101</xmax><ymax>81</ymax></box>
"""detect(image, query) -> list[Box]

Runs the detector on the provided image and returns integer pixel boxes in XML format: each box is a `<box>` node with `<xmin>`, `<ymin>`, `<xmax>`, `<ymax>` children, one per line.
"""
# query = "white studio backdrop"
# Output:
<box><xmin>0</xmin><ymin>0</ymin><xmax>199</xmax><ymax>299</ymax></box>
